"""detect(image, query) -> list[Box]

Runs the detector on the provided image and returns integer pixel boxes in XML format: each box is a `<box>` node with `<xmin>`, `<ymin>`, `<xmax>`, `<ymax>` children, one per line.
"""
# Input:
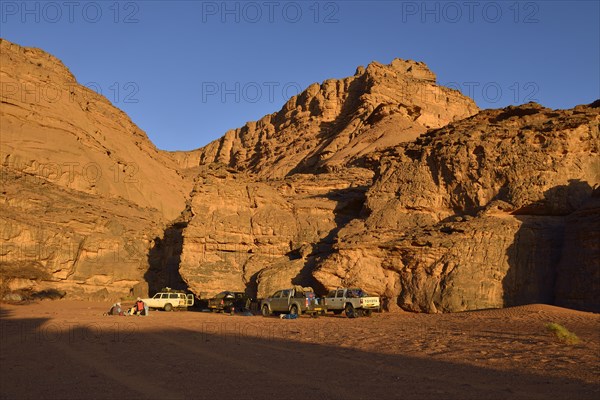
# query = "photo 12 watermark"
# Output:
<box><xmin>1</xmin><ymin>80</ymin><xmax>140</xmax><ymax>105</ymax></box>
<box><xmin>443</xmin><ymin>81</ymin><xmax>540</xmax><ymax>104</ymax></box>
<box><xmin>198</xmin><ymin>321</ymin><xmax>339</xmax><ymax>344</ymax></box>
<box><xmin>3</xmin><ymin>246</ymin><xmax>145</xmax><ymax>275</ymax></box>
<box><xmin>0</xmin><ymin>321</ymin><xmax>138</xmax><ymax>344</ymax></box>
<box><xmin>1</xmin><ymin>228</ymin><xmax>147</xmax><ymax>266</ymax></box>
<box><xmin>397</xmin><ymin>80</ymin><xmax>540</xmax><ymax>105</ymax></box>
<box><xmin>399</xmin><ymin>1</ymin><xmax>540</xmax><ymax>24</ymax></box>
<box><xmin>1</xmin><ymin>160</ymin><xmax>140</xmax><ymax>185</ymax></box>
<box><xmin>201</xmin><ymin>81</ymin><xmax>303</xmax><ymax>104</ymax></box>
<box><xmin>1</xmin><ymin>1</ymin><xmax>140</xmax><ymax>24</ymax></box>
<box><xmin>84</xmin><ymin>81</ymin><xmax>140</xmax><ymax>104</ymax></box>
<box><xmin>200</xmin><ymin>1</ymin><xmax>340</xmax><ymax>23</ymax></box>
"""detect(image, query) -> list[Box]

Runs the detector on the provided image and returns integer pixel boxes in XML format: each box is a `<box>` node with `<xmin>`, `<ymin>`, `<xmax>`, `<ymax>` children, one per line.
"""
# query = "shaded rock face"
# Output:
<box><xmin>554</xmin><ymin>191</ymin><xmax>600</xmax><ymax>312</ymax></box>
<box><xmin>314</xmin><ymin>103</ymin><xmax>600</xmax><ymax>312</ymax></box>
<box><xmin>191</xmin><ymin>59</ymin><xmax>479</xmax><ymax>178</ymax></box>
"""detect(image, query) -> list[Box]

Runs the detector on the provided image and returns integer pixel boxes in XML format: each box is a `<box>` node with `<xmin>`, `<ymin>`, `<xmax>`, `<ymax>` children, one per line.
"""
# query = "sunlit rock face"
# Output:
<box><xmin>314</xmin><ymin>103</ymin><xmax>600</xmax><ymax>312</ymax></box>
<box><xmin>1</xmin><ymin>39</ymin><xmax>192</xmax><ymax>299</ymax></box>
<box><xmin>4</xmin><ymin>38</ymin><xmax>598</xmax><ymax>313</ymax></box>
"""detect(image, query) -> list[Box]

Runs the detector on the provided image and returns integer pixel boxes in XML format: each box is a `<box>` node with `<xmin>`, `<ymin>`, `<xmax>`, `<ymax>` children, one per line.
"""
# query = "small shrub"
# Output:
<box><xmin>546</xmin><ymin>322</ymin><xmax>580</xmax><ymax>345</ymax></box>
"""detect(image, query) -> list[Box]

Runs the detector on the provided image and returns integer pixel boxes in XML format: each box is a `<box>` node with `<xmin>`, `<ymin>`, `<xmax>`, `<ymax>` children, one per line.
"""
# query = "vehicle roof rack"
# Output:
<box><xmin>293</xmin><ymin>285</ymin><xmax>314</xmax><ymax>293</ymax></box>
<box><xmin>160</xmin><ymin>287</ymin><xmax>186</xmax><ymax>294</ymax></box>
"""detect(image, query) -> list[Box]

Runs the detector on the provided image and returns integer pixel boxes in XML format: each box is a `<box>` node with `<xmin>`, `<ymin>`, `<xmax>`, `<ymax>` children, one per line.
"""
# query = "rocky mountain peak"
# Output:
<box><xmin>178</xmin><ymin>58</ymin><xmax>478</xmax><ymax>177</ymax></box>
<box><xmin>368</xmin><ymin>58</ymin><xmax>437</xmax><ymax>82</ymax></box>
<box><xmin>0</xmin><ymin>39</ymin><xmax>76</xmax><ymax>83</ymax></box>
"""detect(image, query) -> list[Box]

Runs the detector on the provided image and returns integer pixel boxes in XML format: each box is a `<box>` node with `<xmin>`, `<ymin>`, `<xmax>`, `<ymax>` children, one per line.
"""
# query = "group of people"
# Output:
<box><xmin>108</xmin><ymin>298</ymin><xmax>148</xmax><ymax>316</ymax></box>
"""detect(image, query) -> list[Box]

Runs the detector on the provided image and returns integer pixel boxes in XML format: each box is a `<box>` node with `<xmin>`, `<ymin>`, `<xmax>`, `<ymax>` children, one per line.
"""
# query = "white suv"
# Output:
<box><xmin>142</xmin><ymin>291</ymin><xmax>194</xmax><ymax>311</ymax></box>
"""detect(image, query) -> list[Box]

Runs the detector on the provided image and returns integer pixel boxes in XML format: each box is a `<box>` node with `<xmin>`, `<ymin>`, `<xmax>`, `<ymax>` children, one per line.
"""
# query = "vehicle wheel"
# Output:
<box><xmin>364</xmin><ymin>309</ymin><xmax>373</xmax><ymax>317</ymax></box>
<box><xmin>344</xmin><ymin>304</ymin><xmax>356</xmax><ymax>318</ymax></box>
<box><xmin>310</xmin><ymin>312</ymin><xmax>318</xmax><ymax>318</ymax></box>
<box><xmin>164</xmin><ymin>303</ymin><xmax>173</xmax><ymax>312</ymax></box>
<box><xmin>290</xmin><ymin>305</ymin><xmax>299</xmax><ymax>317</ymax></box>
<box><xmin>262</xmin><ymin>305</ymin><xmax>271</xmax><ymax>317</ymax></box>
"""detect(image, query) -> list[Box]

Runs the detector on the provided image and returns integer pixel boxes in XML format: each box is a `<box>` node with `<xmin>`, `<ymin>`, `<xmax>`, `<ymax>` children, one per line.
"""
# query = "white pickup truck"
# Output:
<box><xmin>142</xmin><ymin>290</ymin><xmax>194</xmax><ymax>311</ymax></box>
<box><xmin>324</xmin><ymin>288</ymin><xmax>380</xmax><ymax>318</ymax></box>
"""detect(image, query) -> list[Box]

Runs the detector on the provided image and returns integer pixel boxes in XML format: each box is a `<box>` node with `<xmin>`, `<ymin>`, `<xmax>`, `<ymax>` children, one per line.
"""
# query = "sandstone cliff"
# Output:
<box><xmin>0</xmin><ymin>39</ymin><xmax>192</xmax><ymax>299</ymax></box>
<box><xmin>176</xmin><ymin>59</ymin><xmax>480</xmax><ymax>298</ymax></box>
<box><xmin>178</xmin><ymin>165</ymin><xmax>371</xmax><ymax>298</ymax></box>
<box><xmin>2</xmin><ymin>39</ymin><xmax>598</xmax><ymax>313</ymax></box>
<box><xmin>554</xmin><ymin>190</ymin><xmax>600</xmax><ymax>312</ymax></box>
<box><xmin>0</xmin><ymin>39</ymin><xmax>191</xmax><ymax>220</ymax></box>
<box><xmin>0</xmin><ymin>167</ymin><xmax>165</xmax><ymax>300</ymax></box>
<box><xmin>313</xmin><ymin>103</ymin><xmax>600</xmax><ymax>312</ymax></box>
<box><xmin>188</xmin><ymin>59</ymin><xmax>479</xmax><ymax>178</ymax></box>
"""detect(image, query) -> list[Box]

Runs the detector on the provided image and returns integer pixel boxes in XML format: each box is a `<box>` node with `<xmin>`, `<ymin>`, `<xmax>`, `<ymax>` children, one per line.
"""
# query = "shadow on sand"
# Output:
<box><xmin>1</xmin><ymin>306</ymin><xmax>598</xmax><ymax>400</ymax></box>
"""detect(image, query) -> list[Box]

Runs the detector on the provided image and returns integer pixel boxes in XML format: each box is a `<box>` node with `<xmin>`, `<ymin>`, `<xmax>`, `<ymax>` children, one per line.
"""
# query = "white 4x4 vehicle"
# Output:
<box><xmin>142</xmin><ymin>291</ymin><xmax>194</xmax><ymax>311</ymax></box>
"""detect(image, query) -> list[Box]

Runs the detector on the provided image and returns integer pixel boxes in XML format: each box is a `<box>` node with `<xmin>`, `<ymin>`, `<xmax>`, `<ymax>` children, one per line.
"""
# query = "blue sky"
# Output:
<box><xmin>2</xmin><ymin>1</ymin><xmax>599</xmax><ymax>151</ymax></box>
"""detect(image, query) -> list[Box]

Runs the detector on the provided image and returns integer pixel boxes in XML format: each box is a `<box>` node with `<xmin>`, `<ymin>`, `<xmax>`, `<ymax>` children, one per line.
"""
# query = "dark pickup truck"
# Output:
<box><xmin>260</xmin><ymin>287</ymin><xmax>326</xmax><ymax>318</ymax></box>
<box><xmin>208</xmin><ymin>291</ymin><xmax>252</xmax><ymax>313</ymax></box>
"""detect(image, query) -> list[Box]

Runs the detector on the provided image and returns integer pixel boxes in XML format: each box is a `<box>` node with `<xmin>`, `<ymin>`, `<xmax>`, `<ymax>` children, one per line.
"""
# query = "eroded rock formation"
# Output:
<box><xmin>313</xmin><ymin>103</ymin><xmax>600</xmax><ymax>312</ymax></box>
<box><xmin>0</xmin><ymin>39</ymin><xmax>193</xmax><ymax>299</ymax></box>
<box><xmin>190</xmin><ymin>59</ymin><xmax>479</xmax><ymax>178</ymax></box>
<box><xmin>176</xmin><ymin>59</ymin><xmax>482</xmax><ymax>299</ymax></box>
<box><xmin>179</xmin><ymin>165</ymin><xmax>371</xmax><ymax>298</ymax></box>
<box><xmin>0</xmin><ymin>167</ymin><xmax>164</xmax><ymax>300</ymax></box>
<box><xmin>2</xmin><ymin>38</ymin><xmax>598</xmax><ymax>313</ymax></box>
<box><xmin>0</xmin><ymin>39</ymin><xmax>191</xmax><ymax>220</ymax></box>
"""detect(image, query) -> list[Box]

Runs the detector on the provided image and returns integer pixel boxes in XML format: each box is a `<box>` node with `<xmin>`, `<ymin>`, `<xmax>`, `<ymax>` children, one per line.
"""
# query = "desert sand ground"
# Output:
<box><xmin>0</xmin><ymin>301</ymin><xmax>598</xmax><ymax>400</ymax></box>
